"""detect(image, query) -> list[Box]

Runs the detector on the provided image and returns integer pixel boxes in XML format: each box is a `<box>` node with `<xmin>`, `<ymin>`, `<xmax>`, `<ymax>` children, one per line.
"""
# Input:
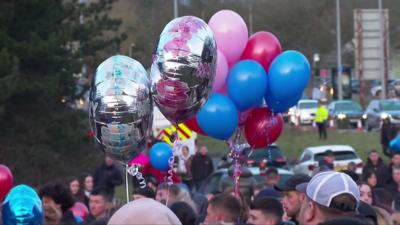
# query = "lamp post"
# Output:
<box><xmin>336</xmin><ymin>0</ymin><xmax>343</xmax><ymax>100</ymax></box>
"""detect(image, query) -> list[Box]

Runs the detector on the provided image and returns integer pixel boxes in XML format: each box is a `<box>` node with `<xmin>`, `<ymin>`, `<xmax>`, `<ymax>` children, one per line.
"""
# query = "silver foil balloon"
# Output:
<box><xmin>151</xmin><ymin>16</ymin><xmax>217</xmax><ymax>124</ymax></box>
<box><xmin>89</xmin><ymin>55</ymin><xmax>153</xmax><ymax>164</ymax></box>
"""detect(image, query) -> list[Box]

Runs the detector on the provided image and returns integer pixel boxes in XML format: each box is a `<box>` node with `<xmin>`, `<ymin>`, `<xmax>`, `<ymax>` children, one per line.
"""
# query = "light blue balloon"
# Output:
<box><xmin>2</xmin><ymin>185</ymin><xmax>43</xmax><ymax>225</ymax></box>
<box><xmin>265</xmin><ymin>90</ymin><xmax>302</xmax><ymax>113</ymax></box>
<box><xmin>197</xmin><ymin>93</ymin><xmax>238</xmax><ymax>140</ymax></box>
<box><xmin>149</xmin><ymin>142</ymin><xmax>173</xmax><ymax>171</ymax></box>
<box><xmin>268</xmin><ymin>50</ymin><xmax>310</xmax><ymax>101</ymax></box>
<box><xmin>227</xmin><ymin>60</ymin><xmax>267</xmax><ymax>112</ymax></box>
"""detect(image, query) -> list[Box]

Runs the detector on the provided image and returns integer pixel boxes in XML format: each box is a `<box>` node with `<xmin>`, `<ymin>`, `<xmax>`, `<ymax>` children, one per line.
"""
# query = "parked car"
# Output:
<box><xmin>244</xmin><ymin>143</ymin><xmax>288</xmax><ymax>168</ymax></box>
<box><xmin>198</xmin><ymin>167</ymin><xmax>294</xmax><ymax>195</ymax></box>
<box><xmin>289</xmin><ymin>100</ymin><xmax>318</xmax><ymax>125</ymax></box>
<box><xmin>327</xmin><ymin>100</ymin><xmax>364</xmax><ymax>129</ymax></box>
<box><xmin>364</xmin><ymin>99</ymin><xmax>400</xmax><ymax>131</ymax></box>
<box><xmin>292</xmin><ymin>145</ymin><xmax>363</xmax><ymax>177</ymax></box>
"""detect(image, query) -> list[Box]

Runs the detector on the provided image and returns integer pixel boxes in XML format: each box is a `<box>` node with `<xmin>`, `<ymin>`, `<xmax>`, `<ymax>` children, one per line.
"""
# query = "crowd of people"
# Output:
<box><xmin>4</xmin><ymin>143</ymin><xmax>400</xmax><ymax>225</ymax></box>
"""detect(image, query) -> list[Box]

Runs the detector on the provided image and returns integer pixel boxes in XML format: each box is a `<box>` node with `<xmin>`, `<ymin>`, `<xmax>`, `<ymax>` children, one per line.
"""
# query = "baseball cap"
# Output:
<box><xmin>296</xmin><ymin>171</ymin><xmax>360</xmax><ymax>211</ymax></box>
<box><xmin>274</xmin><ymin>174</ymin><xmax>311</xmax><ymax>192</ymax></box>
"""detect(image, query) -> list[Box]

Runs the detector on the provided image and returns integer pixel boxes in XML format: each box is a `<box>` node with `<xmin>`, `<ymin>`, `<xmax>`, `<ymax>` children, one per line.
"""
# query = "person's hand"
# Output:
<box><xmin>43</xmin><ymin>204</ymin><xmax>62</xmax><ymax>225</ymax></box>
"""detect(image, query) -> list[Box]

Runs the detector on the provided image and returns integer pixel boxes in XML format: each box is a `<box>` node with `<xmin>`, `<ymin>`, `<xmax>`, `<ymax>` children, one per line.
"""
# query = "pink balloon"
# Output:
<box><xmin>129</xmin><ymin>152</ymin><xmax>150</xmax><ymax>168</ymax></box>
<box><xmin>209</xmin><ymin>10</ymin><xmax>248</xmax><ymax>64</ymax></box>
<box><xmin>70</xmin><ymin>202</ymin><xmax>89</xmax><ymax>221</ymax></box>
<box><xmin>212</xmin><ymin>50</ymin><xmax>229</xmax><ymax>91</ymax></box>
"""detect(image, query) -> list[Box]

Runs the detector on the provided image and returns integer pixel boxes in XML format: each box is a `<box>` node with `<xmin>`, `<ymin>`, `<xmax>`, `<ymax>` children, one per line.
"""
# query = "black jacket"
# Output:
<box><xmin>381</xmin><ymin>122</ymin><xmax>397</xmax><ymax>145</ymax></box>
<box><xmin>93</xmin><ymin>163</ymin><xmax>123</xmax><ymax>196</ymax></box>
<box><xmin>60</xmin><ymin>210</ymin><xmax>78</xmax><ymax>225</ymax></box>
<box><xmin>362</xmin><ymin>157</ymin><xmax>388</xmax><ymax>187</ymax></box>
<box><xmin>191</xmin><ymin>153</ymin><xmax>214</xmax><ymax>181</ymax></box>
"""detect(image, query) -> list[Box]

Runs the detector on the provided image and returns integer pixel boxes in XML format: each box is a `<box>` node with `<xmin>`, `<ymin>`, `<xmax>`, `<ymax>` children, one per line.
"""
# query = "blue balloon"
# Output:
<box><xmin>265</xmin><ymin>90</ymin><xmax>302</xmax><ymax>113</ymax></box>
<box><xmin>227</xmin><ymin>60</ymin><xmax>267</xmax><ymax>111</ymax></box>
<box><xmin>2</xmin><ymin>185</ymin><xmax>43</xmax><ymax>225</ymax></box>
<box><xmin>149</xmin><ymin>142</ymin><xmax>173</xmax><ymax>171</ymax></box>
<box><xmin>390</xmin><ymin>135</ymin><xmax>400</xmax><ymax>153</ymax></box>
<box><xmin>197</xmin><ymin>93</ymin><xmax>238</xmax><ymax>140</ymax></box>
<box><xmin>268</xmin><ymin>50</ymin><xmax>310</xmax><ymax>101</ymax></box>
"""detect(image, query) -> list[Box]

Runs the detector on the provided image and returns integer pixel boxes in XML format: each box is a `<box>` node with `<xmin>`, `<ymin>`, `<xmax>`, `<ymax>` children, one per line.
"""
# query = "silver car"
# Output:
<box><xmin>364</xmin><ymin>99</ymin><xmax>400</xmax><ymax>131</ymax></box>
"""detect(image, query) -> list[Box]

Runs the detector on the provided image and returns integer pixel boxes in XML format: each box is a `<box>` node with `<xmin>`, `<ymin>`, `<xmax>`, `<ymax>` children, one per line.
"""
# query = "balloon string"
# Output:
<box><xmin>125</xmin><ymin>164</ymin><xmax>129</xmax><ymax>203</ymax></box>
<box><xmin>166</xmin><ymin>129</ymin><xmax>182</xmax><ymax>206</ymax></box>
<box><xmin>227</xmin><ymin>130</ymin><xmax>243</xmax><ymax>197</ymax></box>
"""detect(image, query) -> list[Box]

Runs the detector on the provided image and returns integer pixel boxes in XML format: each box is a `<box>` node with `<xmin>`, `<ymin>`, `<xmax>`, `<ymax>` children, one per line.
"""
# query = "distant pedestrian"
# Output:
<box><xmin>318</xmin><ymin>150</ymin><xmax>335</xmax><ymax>172</ymax></box>
<box><xmin>363</xmin><ymin>170</ymin><xmax>378</xmax><ymax>189</ymax></box>
<box><xmin>191</xmin><ymin>146</ymin><xmax>214</xmax><ymax>191</ymax></box>
<box><xmin>80</xmin><ymin>173</ymin><xmax>94</xmax><ymax>207</ymax></box>
<box><xmin>362</xmin><ymin>150</ymin><xmax>388</xmax><ymax>187</ymax></box>
<box><xmin>381</xmin><ymin>117</ymin><xmax>397</xmax><ymax>157</ymax></box>
<box><xmin>315</xmin><ymin>101</ymin><xmax>328</xmax><ymax>140</ymax></box>
<box><xmin>67</xmin><ymin>176</ymin><xmax>85</xmax><ymax>204</ymax></box>
<box><xmin>93</xmin><ymin>155</ymin><xmax>123</xmax><ymax>198</ymax></box>
<box><xmin>264</xmin><ymin>167</ymin><xmax>280</xmax><ymax>188</ymax></box>
<box><xmin>86</xmin><ymin>187</ymin><xmax>112</xmax><ymax>225</ymax></box>
<box><xmin>176</xmin><ymin>145</ymin><xmax>193</xmax><ymax>190</ymax></box>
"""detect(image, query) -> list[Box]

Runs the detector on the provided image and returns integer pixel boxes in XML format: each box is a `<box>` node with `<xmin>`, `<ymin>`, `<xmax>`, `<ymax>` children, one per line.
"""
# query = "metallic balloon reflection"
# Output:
<box><xmin>89</xmin><ymin>55</ymin><xmax>153</xmax><ymax>164</ymax></box>
<box><xmin>2</xmin><ymin>185</ymin><xmax>43</xmax><ymax>225</ymax></box>
<box><xmin>151</xmin><ymin>16</ymin><xmax>217</xmax><ymax>124</ymax></box>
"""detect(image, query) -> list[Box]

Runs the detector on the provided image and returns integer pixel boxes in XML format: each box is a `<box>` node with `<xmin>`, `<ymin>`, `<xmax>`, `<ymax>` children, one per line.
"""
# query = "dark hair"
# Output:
<box><xmin>314</xmin><ymin>194</ymin><xmax>357</xmax><ymax>219</ymax></box>
<box><xmin>362</xmin><ymin>170</ymin><xmax>377</xmax><ymax>182</ymax></box>
<box><xmin>39</xmin><ymin>183</ymin><xmax>74</xmax><ymax>213</ymax></box>
<box><xmin>209</xmin><ymin>193</ymin><xmax>241</xmax><ymax>223</ymax></box>
<box><xmin>251</xmin><ymin>197</ymin><xmax>283</xmax><ymax>223</ymax></box>
<box><xmin>317</xmin><ymin>217</ymin><xmax>367</xmax><ymax>225</ymax></box>
<box><xmin>169</xmin><ymin>201</ymin><xmax>196</xmax><ymax>225</ymax></box>
<box><xmin>91</xmin><ymin>186</ymin><xmax>112</xmax><ymax>202</ymax></box>
<box><xmin>132</xmin><ymin>186</ymin><xmax>155</xmax><ymax>199</ymax></box>
<box><xmin>265</xmin><ymin>167</ymin><xmax>278</xmax><ymax>176</ymax></box>
<box><xmin>358</xmin><ymin>201</ymin><xmax>378</xmax><ymax>225</ymax></box>
<box><xmin>80</xmin><ymin>173</ymin><xmax>92</xmax><ymax>191</ymax></box>
<box><xmin>157</xmin><ymin>183</ymin><xmax>180</xmax><ymax>198</ymax></box>
<box><xmin>369</xmin><ymin>149</ymin><xmax>378</xmax><ymax>155</ymax></box>
<box><xmin>373</xmin><ymin>188</ymin><xmax>393</xmax><ymax>213</ymax></box>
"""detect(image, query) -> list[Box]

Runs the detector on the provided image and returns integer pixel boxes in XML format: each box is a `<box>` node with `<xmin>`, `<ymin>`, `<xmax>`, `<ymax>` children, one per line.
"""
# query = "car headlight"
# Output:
<box><xmin>381</xmin><ymin>112</ymin><xmax>390</xmax><ymax>119</ymax></box>
<box><xmin>338</xmin><ymin>113</ymin><xmax>346</xmax><ymax>120</ymax></box>
<box><xmin>362</xmin><ymin>114</ymin><xmax>367</xmax><ymax>120</ymax></box>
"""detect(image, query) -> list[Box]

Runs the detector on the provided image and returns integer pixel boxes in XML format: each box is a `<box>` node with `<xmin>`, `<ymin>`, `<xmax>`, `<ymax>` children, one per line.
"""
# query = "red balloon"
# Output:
<box><xmin>241</xmin><ymin>31</ymin><xmax>282</xmax><ymax>71</ymax></box>
<box><xmin>185</xmin><ymin>116</ymin><xmax>206</xmax><ymax>135</ymax></box>
<box><xmin>244</xmin><ymin>107</ymin><xmax>283</xmax><ymax>148</ymax></box>
<box><xmin>0</xmin><ymin>164</ymin><xmax>13</xmax><ymax>201</ymax></box>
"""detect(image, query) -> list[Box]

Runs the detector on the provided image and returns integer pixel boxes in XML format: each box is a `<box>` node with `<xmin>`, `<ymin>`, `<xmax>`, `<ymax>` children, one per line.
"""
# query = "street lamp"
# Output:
<box><xmin>336</xmin><ymin>0</ymin><xmax>343</xmax><ymax>100</ymax></box>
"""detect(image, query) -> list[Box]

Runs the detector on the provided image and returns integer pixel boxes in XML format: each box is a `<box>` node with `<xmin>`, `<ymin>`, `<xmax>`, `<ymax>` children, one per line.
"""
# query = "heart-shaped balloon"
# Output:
<box><xmin>151</xmin><ymin>16</ymin><xmax>217</xmax><ymax>124</ymax></box>
<box><xmin>89</xmin><ymin>55</ymin><xmax>153</xmax><ymax>164</ymax></box>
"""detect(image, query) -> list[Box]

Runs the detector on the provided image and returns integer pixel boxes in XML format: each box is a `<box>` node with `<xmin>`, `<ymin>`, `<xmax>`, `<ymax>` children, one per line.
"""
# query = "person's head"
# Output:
<box><xmin>364</xmin><ymin>170</ymin><xmax>377</xmax><ymax>188</ymax></box>
<box><xmin>265</xmin><ymin>167</ymin><xmax>280</xmax><ymax>187</ymax></box>
<box><xmin>200</xmin><ymin>146</ymin><xmax>208</xmax><ymax>155</ymax></box>
<box><xmin>204</xmin><ymin>193</ymin><xmax>241</xmax><ymax>225</ymax></box>
<box><xmin>392</xmin><ymin>152</ymin><xmax>400</xmax><ymax>166</ymax></box>
<box><xmin>358</xmin><ymin>182</ymin><xmax>373</xmax><ymax>205</ymax></box>
<box><xmin>323</xmin><ymin>150</ymin><xmax>335</xmax><ymax>164</ymax></box>
<box><xmin>156</xmin><ymin>183</ymin><xmax>180</xmax><ymax>206</ymax></box>
<box><xmin>373</xmin><ymin>188</ymin><xmax>393</xmax><ymax>210</ymax></box>
<box><xmin>296</xmin><ymin>171</ymin><xmax>360</xmax><ymax>225</ymax></box>
<box><xmin>104</xmin><ymin>155</ymin><xmax>114</xmax><ymax>167</ymax></box>
<box><xmin>392</xmin><ymin>212</ymin><xmax>400</xmax><ymax>225</ymax></box>
<box><xmin>108</xmin><ymin>198</ymin><xmax>182</xmax><ymax>225</ymax></box>
<box><xmin>393</xmin><ymin>166</ymin><xmax>400</xmax><ymax>184</ymax></box>
<box><xmin>347</xmin><ymin>162</ymin><xmax>356</xmax><ymax>172</ymax></box>
<box><xmin>67</xmin><ymin>177</ymin><xmax>80</xmax><ymax>196</ymax></box>
<box><xmin>82</xmin><ymin>173</ymin><xmax>94</xmax><ymax>193</ymax></box>
<box><xmin>89</xmin><ymin>187</ymin><xmax>111</xmax><ymax>219</ymax></box>
<box><xmin>358</xmin><ymin>201</ymin><xmax>378</xmax><ymax>225</ymax></box>
<box><xmin>248</xmin><ymin>197</ymin><xmax>283</xmax><ymax>225</ymax></box>
<box><xmin>368</xmin><ymin>150</ymin><xmax>380</xmax><ymax>165</ymax></box>
<box><xmin>169</xmin><ymin>201</ymin><xmax>196</xmax><ymax>225</ymax></box>
<box><xmin>181</xmin><ymin>145</ymin><xmax>190</xmax><ymax>157</ymax></box>
<box><xmin>39</xmin><ymin>183</ymin><xmax>75</xmax><ymax>213</ymax></box>
<box><xmin>275</xmin><ymin>174</ymin><xmax>311</xmax><ymax>219</ymax></box>
<box><xmin>131</xmin><ymin>186</ymin><xmax>156</xmax><ymax>200</ymax></box>
<box><xmin>146</xmin><ymin>175</ymin><xmax>159</xmax><ymax>192</ymax></box>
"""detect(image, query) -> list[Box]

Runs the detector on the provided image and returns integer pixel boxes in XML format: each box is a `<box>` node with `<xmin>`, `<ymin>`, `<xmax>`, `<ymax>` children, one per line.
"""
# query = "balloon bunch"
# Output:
<box><xmin>185</xmin><ymin>10</ymin><xmax>310</xmax><ymax>148</ymax></box>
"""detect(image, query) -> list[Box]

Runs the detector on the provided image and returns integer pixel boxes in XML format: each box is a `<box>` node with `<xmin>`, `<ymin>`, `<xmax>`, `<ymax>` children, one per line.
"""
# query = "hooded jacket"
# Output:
<box><xmin>362</xmin><ymin>157</ymin><xmax>388</xmax><ymax>187</ymax></box>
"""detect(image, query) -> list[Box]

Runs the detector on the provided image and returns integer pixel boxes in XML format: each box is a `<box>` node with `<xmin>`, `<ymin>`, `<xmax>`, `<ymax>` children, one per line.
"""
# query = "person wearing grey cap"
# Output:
<box><xmin>295</xmin><ymin>171</ymin><xmax>360</xmax><ymax>225</ymax></box>
<box><xmin>274</xmin><ymin>174</ymin><xmax>311</xmax><ymax>225</ymax></box>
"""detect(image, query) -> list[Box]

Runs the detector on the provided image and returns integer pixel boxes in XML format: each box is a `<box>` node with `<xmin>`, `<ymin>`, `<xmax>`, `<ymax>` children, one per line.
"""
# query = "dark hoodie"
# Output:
<box><xmin>362</xmin><ymin>157</ymin><xmax>388</xmax><ymax>187</ymax></box>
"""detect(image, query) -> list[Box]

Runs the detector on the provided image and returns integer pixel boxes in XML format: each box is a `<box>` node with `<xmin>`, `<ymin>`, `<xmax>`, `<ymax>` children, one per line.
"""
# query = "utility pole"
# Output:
<box><xmin>336</xmin><ymin>0</ymin><xmax>343</xmax><ymax>100</ymax></box>
<box><xmin>378</xmin><ymin>0</ymin><xmax>386</xmax><ymax>99</ymax></box>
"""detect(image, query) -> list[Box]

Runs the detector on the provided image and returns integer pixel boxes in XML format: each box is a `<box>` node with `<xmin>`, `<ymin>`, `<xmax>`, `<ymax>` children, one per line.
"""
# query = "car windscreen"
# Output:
<box><xmin>335</xmin><ymin>102</ymin><xmax>362</xmax><ymax>112</ymax></box>
<box><xmin>315</xmin><ymin>151</ymin><xmax>358</xmax><ymax>162</ymax></box>
<box><xmin>247</xmin><ymin>146</ymin><xmax>283</xmax><ymax>161</ymax></box>
<box><xmin>380</xmin><ymin>101</ymin><xmax>400</xmax><ymax>111</ymax></box>
<box><xmin>298</xmin><ymin>102</ymin><xmax>317</xmax><ymax>109</ymax></box>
